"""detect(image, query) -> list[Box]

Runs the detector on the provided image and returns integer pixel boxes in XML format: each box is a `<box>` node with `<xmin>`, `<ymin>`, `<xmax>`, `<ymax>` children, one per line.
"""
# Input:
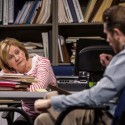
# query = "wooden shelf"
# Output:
<box><xmin>58</xmin><ymin>23</ymin><xmax>103</xmax><ymax>37</ymax></box>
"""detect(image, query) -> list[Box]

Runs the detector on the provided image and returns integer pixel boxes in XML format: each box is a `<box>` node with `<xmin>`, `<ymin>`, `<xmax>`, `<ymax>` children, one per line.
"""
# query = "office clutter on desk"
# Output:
<box><xmin>0</xmin><ymin>74</ymin><xmax>36</xmax><ymax>91</ymax></box>
<box><xmin>0</xmin><ymin>81</ymin><xmax>28</xmax><ymax>91</ymax></box>
<box><xmin>0</xmin><ymin>73</ymin><xmax>37</xmax><ymax>83</ymax></box>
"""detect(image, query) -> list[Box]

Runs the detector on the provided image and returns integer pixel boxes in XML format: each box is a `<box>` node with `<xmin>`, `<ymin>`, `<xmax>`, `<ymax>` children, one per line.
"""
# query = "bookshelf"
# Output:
<box><xmin>0</xmin><ymin>0</ymin><xmax>55</xmax><ymax>63</ymax></box>
<box><xmin>56</xmin><ymin>0</ymin><xmax>103</xmax><ymax>65</ymax></box>
<box><xmin>55</xmin><ymin>0</ymin><xmax>120</xmax><ymax>65</ymax></box>
<box><xmin>0</xmin><ymin>0</ymin><xmax>121</xmax><ymax>66</ymax></box>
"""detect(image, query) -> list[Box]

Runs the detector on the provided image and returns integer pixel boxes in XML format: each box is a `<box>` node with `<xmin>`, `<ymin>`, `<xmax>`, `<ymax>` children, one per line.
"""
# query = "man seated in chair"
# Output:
<box><xmin>34</xmin><ymin>5</ymin><xmax>125</xmax><ymax>125</ymax></box>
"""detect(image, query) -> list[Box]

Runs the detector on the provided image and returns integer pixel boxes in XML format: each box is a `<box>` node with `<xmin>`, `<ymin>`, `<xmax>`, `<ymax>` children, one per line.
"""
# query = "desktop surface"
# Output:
<box><xmin>0</xmin><ymin>91</ymin><xmax>46</xmax><ymax>100</ymax></box>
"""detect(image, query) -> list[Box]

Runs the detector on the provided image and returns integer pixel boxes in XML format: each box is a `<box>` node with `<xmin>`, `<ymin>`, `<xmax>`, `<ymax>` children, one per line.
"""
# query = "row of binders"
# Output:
<box><xmin>0</xmin><ymin>0</ymin><xmax>124</xmax><ymax>25</ymax></box>
<box><xmin>59</xmin><ymin>0</ymin><xmax>124</xmax><ymax>23</ymax></box>
<box><xmin>58</xmin><ymin>0</ymin><xmax>84</xmax><ymax>23</ymax></box>
<box><xmin>0</xmin><ymin>0</ymin><xmax>51</xmax><ymax>25</ymax></box>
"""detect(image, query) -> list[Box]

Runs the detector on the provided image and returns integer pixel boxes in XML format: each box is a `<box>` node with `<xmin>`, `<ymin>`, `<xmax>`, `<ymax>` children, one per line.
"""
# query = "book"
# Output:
<box><xmin>3</xmin><ymin>0</ymin><xmax>8</xmax><ymax>25</ymax></box>
<box><xmin>0</xmin><ymin>81</ymin><xmax>28</xmax><ymax>91</ymax></box>
<box><xmin>8</xmin><ymin>0</ymin><xmax>14</xmax><ymax>24</ymax></box>
<box><xmin>23</xmin><ymin>42</ymin><xmax>43</xmax><ymax>49</ymax></box>
<box><xmin>30</xmin><ymin>1</ymin><xmax>42</xmax><ymax>24</ymax></box>
<box><xmin>48</xmin><ymin>31</ymin><xmax>52</xmax><ymax>60</ymax></box>
<box><xmin>84</xmin><ymin>0</ymin><xmax>98</xmax><ymax>22</ymax></box>
<box><xmin>91</xmin><ymin>0</ymin><xmax>106</xmax><ymax>22</ymax></box>
<box><xmin>72</xmin><ymin>0</ymin><xmax>84</xmax><ymax>23</ymax></box>
<box><xmin>0</xmin><ymin>87</ymin><xmax>16</xmax><ymax>91</ymax></box>
<box><xmin>58</xmin><ymin>0</ymin><xmax>69</xmax><ymax>23</ymax></box>
<box><xmin>67</xmin><ymin>0</ymin><xmax>78</xmax><ymax>23</ymax></box>
<box><xmin>36</xmin><ymin>0</ymin><xmax>46</xmax><ymax>24</ymax></box>
<box><xmin>58</xmin><ymin>36</ymin><xmax>64</xmax><ymax>63</ymax></box>
<box><xmin>58</xmin><ymin>36</ymin><xmax>70</xmax><ymax>63</ymax></box>
<box><xmin>41</xmin><ymin>32</ymin><xmax>49</xmax><ymax>57</ymax></box>
<box><xmin>88</xmin><ymin>0</ymin><xmax>104</xmax><ymax>22</ymax></box>
<box><xmin>28</xmin><ymin>49</ymin><xmax>44</xmax><ymax>57</ymax></box>
<box><xmin>32</xmin><ymin>1</ymin><xmax>43</xmax><ymax>24</ymax></box>
<box><xmin>0</xmin><ymin>73</ymin><xmax>37</xmax><ymax>83</ymax></box>
<box><xmin>62</xmin><ymin>0</ymin><xmax>73</xmax><ymax>23</ymax></box>
<box><xmin>26</xmin><ymin>0</ymin><xmax>40</xmax><ymax>24</ymax></box>
<box><xmin>0</xmin><ymin>81</ymin><xmax>17</xmax><ymax>87</ymax></box>
<box><xmin>0</xmin><ymin>0</ymin><xmax>2</xmax><ymax>24</ymax></box>
<box><xmin>92</xmin><ymin>0</ymin><xmax>113</xmax><ymax>22</ymax></box>
<box><xmin>0</xmin><ymin>86</ymin><xmax>28</xmax><ymax>91</ymax></box>
<box><xmin>14</xmin><ymin>1</ymin><xmax>28</xmax><ymax>24</ymax></box>
<box><xmin>42</xmin><ymin>0</ymin><xmax>51</xmax><ymax>24</ymax></box>
<box><xmin>38</xmin><ymin>0</ymin><xmax>51</xmax><ymax>24</ymax></box>
<box><xmin>19</xmin><ymin>1</ymin><xmax>34</xmax><ymax>24</ymax></box>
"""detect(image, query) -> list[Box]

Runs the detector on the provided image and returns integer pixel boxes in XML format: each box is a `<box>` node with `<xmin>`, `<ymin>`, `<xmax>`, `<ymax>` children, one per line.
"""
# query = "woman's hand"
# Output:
<box><xmin>34</xmin><ymin>99</ymin><xmax>51</xmax><ymax>113</ymax></box>
<box><xmin>99</xmin><ymin>53</ymin><xmax>113</xmax><ymax>67</ymax></box>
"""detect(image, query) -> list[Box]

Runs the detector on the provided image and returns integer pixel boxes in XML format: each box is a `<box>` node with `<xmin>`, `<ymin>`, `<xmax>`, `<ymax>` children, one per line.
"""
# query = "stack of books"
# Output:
<box><xmin>0</xmin><ymin>74</ymin><xmax>37</xmax><ymax>91</ymax></box>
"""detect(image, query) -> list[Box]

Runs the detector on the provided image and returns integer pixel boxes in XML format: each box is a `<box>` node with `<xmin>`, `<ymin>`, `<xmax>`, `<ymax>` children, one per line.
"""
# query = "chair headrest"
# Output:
<box><xmin>78</xmin><ymin>45</ymin><xmax>114</xmax><ymax>72</ymax></box>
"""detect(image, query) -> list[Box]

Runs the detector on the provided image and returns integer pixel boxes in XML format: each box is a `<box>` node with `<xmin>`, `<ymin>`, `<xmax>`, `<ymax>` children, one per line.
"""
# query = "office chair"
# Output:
<box><xmin>78</xmin><ymin>45</ymin><xmax>114</xmax><ymax>82</ymax></box>
<box><xmin>1</xmin><ymin>101</ymin><xmax>33</xmax><ymax>125</ymax></box>
<box><xmin>55</xmin><ymin>87</ymin><xmax>125</xmax><ymax>125</ymax></box>
<box><xmin>1</xmin><ymin>102</ymin><xmax>21</xmax><ymax>125</ymax></box>
<box><xmin>54</xmin><ymin>45</ymin><xmax>117</xmax><ymax>125</ymax></box>
<box><xmin>52</xmin><ymin>65</ymin><xmax>74</xmax><ymax>76</ymax></box>
<box><xmin>112</xmin><ymin>87</ymin><xmax>125</xmax><ymax>125</ymax></box>
<box><xmin>55</xmin><ymin>105</ymin><xmax>109</xmax><ymax>125</ymax></box>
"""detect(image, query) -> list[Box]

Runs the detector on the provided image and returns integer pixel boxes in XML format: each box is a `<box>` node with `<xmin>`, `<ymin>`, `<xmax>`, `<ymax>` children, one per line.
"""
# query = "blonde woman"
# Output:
<box><xmin>0</xmin><ymin>38</ymin><xmax>56</xmax><ymax>125</ymax></box>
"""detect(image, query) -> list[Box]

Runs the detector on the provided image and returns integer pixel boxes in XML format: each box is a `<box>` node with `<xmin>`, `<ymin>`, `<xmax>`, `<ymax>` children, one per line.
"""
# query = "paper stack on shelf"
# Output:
<box><xmin>23</xmin><ymin>42</ymin><xmax>44</xmax><ymax>57</ymax></box>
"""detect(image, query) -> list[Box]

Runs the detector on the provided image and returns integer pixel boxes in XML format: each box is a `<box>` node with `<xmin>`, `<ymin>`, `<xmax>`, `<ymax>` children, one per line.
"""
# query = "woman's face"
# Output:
<box><xmin>7</xmin><ymin>45</ymin><xmax>27</xmax><ymax>72</ymax></box>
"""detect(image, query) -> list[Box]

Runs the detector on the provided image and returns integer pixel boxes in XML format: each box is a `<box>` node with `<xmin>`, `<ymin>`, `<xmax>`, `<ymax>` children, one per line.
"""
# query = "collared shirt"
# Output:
<box><xmin>51</xmin><ymin>48</ymin><xmax>125</xmax><ymax>116</ymax></box>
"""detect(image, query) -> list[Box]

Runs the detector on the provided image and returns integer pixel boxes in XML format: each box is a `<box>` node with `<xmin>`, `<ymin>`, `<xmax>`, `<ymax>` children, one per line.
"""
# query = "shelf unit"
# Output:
<box><xmin>53</xmin><ymin>0</ymin><xmax>104</xmax><ymax>65</ymax></box>
<box><xmin>0</xmin><ymin>0</ymin><xmax>106</xmax><ymax>65</ymax></box>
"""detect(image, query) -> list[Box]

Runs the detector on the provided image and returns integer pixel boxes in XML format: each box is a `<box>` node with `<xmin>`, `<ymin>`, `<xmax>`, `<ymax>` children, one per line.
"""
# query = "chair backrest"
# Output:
<box><xmin>78</xmin><ymin>45</ymin><xmax>114</xmax><ymax>82</ymax></box>
<box><xmin>74</xmin><ymin>38</ymin><xmax>110</xmax><ymax>75</ymax></box>
<box><xmin>52</xmin><ymin>65</ymin><xmax>74</xmax><ymax>76</ymax></box>
<box><xmin>112</xmin><ymin>87</ymin><xmax>125</xmax><ymax>125</ymax></box>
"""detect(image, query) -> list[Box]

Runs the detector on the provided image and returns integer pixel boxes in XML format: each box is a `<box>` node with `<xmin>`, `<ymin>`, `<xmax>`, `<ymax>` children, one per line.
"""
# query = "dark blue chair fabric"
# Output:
<box><xmin>112</xmin><ymin>87</ymin><xmax>125</xmax><ymax>125</ymax></box>
<box><xmin>52</xmin><ymin>65</ymin><xmax>74</xmax><ymax>76</ymax></box>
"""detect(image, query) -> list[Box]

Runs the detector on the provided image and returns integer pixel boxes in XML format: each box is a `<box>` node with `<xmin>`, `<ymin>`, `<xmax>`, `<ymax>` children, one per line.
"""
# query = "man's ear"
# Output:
<box><xmin>113</xmin><ymin>28</ymin><xmax>123</xmax><ymax>40</ymax></box>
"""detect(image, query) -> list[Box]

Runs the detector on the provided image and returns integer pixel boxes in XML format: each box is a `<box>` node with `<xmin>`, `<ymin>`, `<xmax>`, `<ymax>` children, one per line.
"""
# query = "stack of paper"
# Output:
<box><xmin>0</xmin><ymin>73</ymin><xmax>37</xmax><ymax>84</ymax></box>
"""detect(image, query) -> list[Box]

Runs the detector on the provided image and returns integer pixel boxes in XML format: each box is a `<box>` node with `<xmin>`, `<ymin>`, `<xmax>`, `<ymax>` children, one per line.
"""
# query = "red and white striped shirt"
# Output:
<box><xmin>22</xmin><ymin>55</ymin><xmax>56</xmax><ymax>118</ymax></box>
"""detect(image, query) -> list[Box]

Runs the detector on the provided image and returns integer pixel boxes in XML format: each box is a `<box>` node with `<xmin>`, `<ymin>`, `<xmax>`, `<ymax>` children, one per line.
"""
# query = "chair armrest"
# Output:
<box><xmin>0</xmin><ymin>101</ymin><xmax>21</xmax><ymax>125</ymax></box>
<box><xmin>55</xmin><ymin>105</ymin><xmax>109</xmax><ymax>125</ymax></box>
<box><xmin>0</xmin><ymin>107</ymin><xmax>33</xmax><ymax>125</ymax></box>
<box><xmin>1</xmin><ymin>101</ymin><xmax>21</xmax><ymax>118</ymax></box>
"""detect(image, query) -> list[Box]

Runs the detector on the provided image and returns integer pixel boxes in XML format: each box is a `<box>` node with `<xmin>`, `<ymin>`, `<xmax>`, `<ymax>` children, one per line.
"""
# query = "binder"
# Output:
<box><xmin>67</xmin><ymin>0</ymin><xmax>78</xmax><ymax>23</ymax></box>
<box><xmin>26</xmin><ymin>0</ymin><xmax>40</xmax><ymax>24</ymax></box>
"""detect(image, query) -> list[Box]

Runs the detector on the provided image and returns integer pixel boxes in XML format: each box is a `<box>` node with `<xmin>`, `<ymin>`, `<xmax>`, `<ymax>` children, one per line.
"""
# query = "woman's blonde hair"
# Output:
<box><xmin>0</xmin><ymin>38</ymin><xmax>29</xmax><ymax>71</ymax></box>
